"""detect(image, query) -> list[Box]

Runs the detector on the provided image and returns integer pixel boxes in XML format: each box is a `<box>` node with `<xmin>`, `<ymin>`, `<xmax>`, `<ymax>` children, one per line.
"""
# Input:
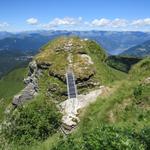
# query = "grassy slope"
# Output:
<box><xmin>85</xmin><ymin>40</ymin><xmax>127</xmax><ymax>85</ymax></box>
<box><xmin>1</xmin><ymin>59</ymin><xmax>149</xmax><ymax>150</ymax></box>
<box><xmin>76</xmin><ymin>57</ymin><xmax>150</xmax><ymax>131</ymax></box>
<box><xmin>30</xmin><ymin>57</ymin><xmax>150</xmax><ymax>150</ymax></box>
<box><xmin>3</xmin><ymin>38</ymin><xmax>149</xmax><ymax>150</ymax></box>
<box><xmin>0</xmin><ymin>67</ymin><xmax>27</xmax><ymax>121</ymax></box>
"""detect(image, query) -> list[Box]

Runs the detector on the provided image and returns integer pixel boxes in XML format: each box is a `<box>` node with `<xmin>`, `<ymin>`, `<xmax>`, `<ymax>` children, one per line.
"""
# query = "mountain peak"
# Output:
<box><xmin>35</xmin><ymin>36</ymin><xmax>106</xmax><ymax>82</ymax></box>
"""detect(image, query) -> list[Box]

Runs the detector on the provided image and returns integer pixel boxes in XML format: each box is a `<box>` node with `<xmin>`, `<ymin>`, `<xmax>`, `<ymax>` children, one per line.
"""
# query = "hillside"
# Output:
<box><xmin>106</xmin><ymin>55</ymin><xmax>142</xmax><ymax>72</ymax></box>
<box><xmin>121</xmin><ymin>40</ymin><xmax>150</xmax><ymax>57</ymax></box>
<box><xmin>0</xmin><ymin>67</ymin><xmax>27</xmax><ymax>122</ymax></box>
<box><xmin>0</xmin><ymin>34</ymin><xmax>52</xmax><ymax>77</ymax></box>
<box><xmin>0</xmin><ymin>37</ymin><xmax>149</xmax><ymax>150</ymax></box>
<box><xmin>0</xmin><ymin>35</ymin><xmax>52</xmax><ymax>52</ymax></box>
<box><xmin>0</xmin><ymin>50</ymin><xmax>31</xmax><ymax>78</ymax></box>
<box><xmin>50</xmin><ymin>57</ymin><xmax>150</xmax><ymax>150</ymax></box>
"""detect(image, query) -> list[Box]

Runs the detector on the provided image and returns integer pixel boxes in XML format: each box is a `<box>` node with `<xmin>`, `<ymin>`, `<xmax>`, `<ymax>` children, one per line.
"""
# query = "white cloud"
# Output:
<box><xmin>0</xmin><ymin>22</ymin><xmax>9</xmax><ymax>28</ymax></box>
<box><xmin>91</xmin><ymin>18</ymin><xmax>110</xmax><ymax>26</ymax></box>
<box><xmin>91</xmin><ymin>18</ymin><xmax>128</xmax><ymax>28</ymax></box>
<box><xmin>1</xmin><ymin>17</ymin><xmax>150</xmax><ymax>32</ymax></box>
<box><xmin>42</xmin><ymin>17</ymin><xmax>83</xmax><ymax>29</ymax></box>
<box><xmin>111</xmin><ymin>18</ymin><xmax>128</xmax><ymax>27</ymax></box>
<box><xmin>26</xmin><ymin>18</ymin><xmax>38</xmax><ymax>25</ymax></box>
<box><xmin>36</xmin><ymin>17</ymin><xmax>150</xmax><ymax>31</ymax></box>
<box><xmin>131</xmin><ymin>18</ymin><xmax>150</xmax><ymax>26</ymax></box>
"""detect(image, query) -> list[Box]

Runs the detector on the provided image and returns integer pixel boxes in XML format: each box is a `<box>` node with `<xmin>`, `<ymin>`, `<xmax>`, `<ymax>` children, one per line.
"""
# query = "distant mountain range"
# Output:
<box><xmin>121</xmin><ymin>40</ymin><xmax>150</xmax><ymax>57</ymax></box>
<box><xmin>0</xmin><ymin>30</ymin><xmax>150</xmax><ymax>54</ymax></box>
<box><xmin>0</xmin><ymin>30</ymin><xmax>150</xmax><ymax>77</ymax></box>
<box><xmin>0</xmin><ymin>34</ymin><xmax>52</xmax><ymax>53</ymax></box>
<box><xmin>0</xmin><ymin>50</ymin><xmax>31</xmax><ymax>78</ymax></box>
<box><xmin>0</xmin><ymin>31</ymin><xmax>13</xmax><ymax>40</ymax></box>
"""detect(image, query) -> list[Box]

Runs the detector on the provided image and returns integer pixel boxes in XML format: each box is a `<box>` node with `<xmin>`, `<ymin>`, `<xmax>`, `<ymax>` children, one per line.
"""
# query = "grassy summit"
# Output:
<box><xmin>35</xmin><ymin>37</ymin><xmax>104</xmax><ymax>82</ymax></box>
<box><xmin>35</xmin><ymin>36</ymin><xmax>125</xmax><ymax>84</ymax></box>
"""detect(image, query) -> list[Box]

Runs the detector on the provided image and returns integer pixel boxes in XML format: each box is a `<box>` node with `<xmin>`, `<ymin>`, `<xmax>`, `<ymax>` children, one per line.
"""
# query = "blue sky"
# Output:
<box><xmin>0</xmin><ymin>0</ymin><xmax>150</xmax><ymax>32</ymax></box>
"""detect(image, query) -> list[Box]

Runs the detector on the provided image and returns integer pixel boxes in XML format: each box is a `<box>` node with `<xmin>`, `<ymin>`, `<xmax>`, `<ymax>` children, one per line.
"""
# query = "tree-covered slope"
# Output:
<box><xmin>121</xmin><ymin>40</ymin><xmax>150</xmax><ymax>57</ymax></box>
<box><xmin>0</xmin><ymin>50</ymin><xmax>31</xmax><ymax>78</ymax></box>
<box><xmin>106</xmin><ymin>55</ymin><xmax>142</xmax><ymax>72</ymax></box>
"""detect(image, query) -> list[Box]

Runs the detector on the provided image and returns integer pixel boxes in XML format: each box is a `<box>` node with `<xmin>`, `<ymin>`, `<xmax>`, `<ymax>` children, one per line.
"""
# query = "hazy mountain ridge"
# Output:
<box><xmin>121</xmin><ymin>39</ymin><xmax>150</xmax><ymax>57</ymax></box>
<box><xmin>0</xmin><ymin>50</ymin><xmax>32</xmax><ymax>78</ymax></box>
<box><xmin>0</xmin><ymin>30</ymin><xmax>150</xmax><ymax>78</ymax></box>
<box><xmin>0</xmin><ymin>30</ymin><xmax>150</xmax><ymax>54</ymax></box>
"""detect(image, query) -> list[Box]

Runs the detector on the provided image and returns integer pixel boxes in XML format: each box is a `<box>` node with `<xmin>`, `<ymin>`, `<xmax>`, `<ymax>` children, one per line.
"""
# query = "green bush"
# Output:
<box><xmin>2</xmin><ymin>98</ymin><xmax>62</xmax><ymax>145</ymax></box>
<box><xmin>134</xmin><ymin>85</ymin><xmax>143</xmax><ymax>102</ymax></box>
<box><xmin>52</xmin><ymin>125</ymin><xmax>146</xmax><ymax>150</ymax></box>
<box><xmin>133</xmin><ymin>83</ymin><xmax>150</xmax><ymax>104</ymax></box>
<box><xmin>139</xmin><ymin>127</ymin><xmax>150</xmax><ymax>150</ymax></box>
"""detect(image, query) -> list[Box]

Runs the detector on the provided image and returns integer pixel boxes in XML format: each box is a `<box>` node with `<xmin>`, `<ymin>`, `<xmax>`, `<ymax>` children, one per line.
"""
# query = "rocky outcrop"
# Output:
<box><xmin>59</xmin><ymin>86</ymin><xmax>108</xmax><ymax>131</ymax></box>
<box><xmin>12</xmin><ymin>61</ymin><xmax>42</xmax><ymax>107</ymax></box>
<box><xmin>37</xmin><ymin>62</ymin><xmax>52</xmax><ymax>69</ymax></box>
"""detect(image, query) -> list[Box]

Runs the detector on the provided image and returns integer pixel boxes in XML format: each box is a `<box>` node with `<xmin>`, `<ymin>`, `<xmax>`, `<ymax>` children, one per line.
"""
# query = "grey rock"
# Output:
<box><xmin>12</xmin><ymin>82</ymin><xmax>38</xmax><ymax>106</ymax></box>
<box><xmin>12</xmin><ymin>61</ymin><xmax>41</xmax><ymax>107</ymax></box>
<box><xmin>29</xmin><ymin>61</ymin><xmax>37</xmax><ymax>73</ymax></box>
<box><xmin>35</xmin><ymin>69</ymin><xmax>43</xmax><ymax>78</ymax></box>
<box><xmin>37</xmin><ymin>62</ymin><xmax>51</xmax><ymax>69</ymax></box>
<box><xmin>24</xmin><ymin>76</ymin><xmax>32</xmax><ymax>85</ymax></box>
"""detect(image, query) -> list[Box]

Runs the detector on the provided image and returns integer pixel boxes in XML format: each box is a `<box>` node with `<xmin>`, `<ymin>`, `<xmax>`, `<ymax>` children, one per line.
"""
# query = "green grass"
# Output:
<box><xmin>80</xmin><ymin>80</ymin><xmax>149</xmax><ymax>130</ymax></box>
<box><xmin>0</xmin><ymin>67</ymin><xmax>27</xmax><ymax>122</ymax></box>
<box><xmin>78</xmin><ymin>57</ymin><xmax>150</xmax><ymax>131</ymax></box>
<box><xmin>30</xmin><ymin>57</ymin><xmax>149</xmax><ymax>150</ymax></box>
<box><xmin>23</xmin><ymin>133</ymin><xmax>62</xmax><ymax>150</ymax></box>
<box><xmin>85</xmin><ymin>44</ymin><xmax>127</xmax><ymax>84</ymax></box>
<box><xmin>129</xmin><ymin>56</ymin><xmax>150</xmax><ymax>81</ymax></box>
<box><xmin>38</xmin><ymin>69</ymin><xmax>67</xmax><ymax>103</ymax></box>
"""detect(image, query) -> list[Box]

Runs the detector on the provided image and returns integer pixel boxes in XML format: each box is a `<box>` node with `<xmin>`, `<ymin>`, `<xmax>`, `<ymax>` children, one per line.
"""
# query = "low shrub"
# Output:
<box><xmin>2</xmin><ymin>98</ymin><xmax>62</xmax><ymax>145</ymax></box>
<box><xmin>52</xmin><ymin>125</ymin><xmax>147</xmax><ymax>150</ymax></box>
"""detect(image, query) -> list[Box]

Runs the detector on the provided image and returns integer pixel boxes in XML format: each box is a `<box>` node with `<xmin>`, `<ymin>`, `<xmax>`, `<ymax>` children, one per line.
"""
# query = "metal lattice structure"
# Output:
<box><xmin>66</xmin><ymin>70</ymin><xmax>77</xmax><ymax>99</ymax></box>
